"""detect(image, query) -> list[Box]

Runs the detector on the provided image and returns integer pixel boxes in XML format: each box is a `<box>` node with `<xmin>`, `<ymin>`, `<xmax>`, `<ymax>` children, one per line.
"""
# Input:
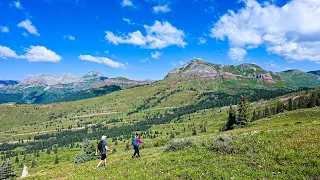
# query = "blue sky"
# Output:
<box><xmin>1</xmin><ymin>0</ymin><xmax>320</xmax><ymax>80</ymax></box>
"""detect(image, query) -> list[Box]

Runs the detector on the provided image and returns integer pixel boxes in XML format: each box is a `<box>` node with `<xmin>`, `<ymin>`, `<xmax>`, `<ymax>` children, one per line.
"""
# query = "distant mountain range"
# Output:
<box><xmin>166</xmin><ymin>59</ymin><xmax>320</xmax><ymax>87</ymax></box>
<box><xmin>0</xmin><ymin>72</ymin><xmax>152</xmax><ymax>104</ymax></box>
<box><xmin>1</xmin><ymin>60</ymin><xmax>320</xmax><ymax>104</ymax></box>
<box><xmin>308</xmin><ymin>70</ymin><xmax>320</xmax><ymax>76</ymax></box>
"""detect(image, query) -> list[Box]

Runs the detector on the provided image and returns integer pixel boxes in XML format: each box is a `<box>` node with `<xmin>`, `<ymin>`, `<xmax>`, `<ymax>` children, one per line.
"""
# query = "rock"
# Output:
<box><xmin>20</xmin><ymin>165</ymin><xmax>29</xmax><ymax>178</ymax></box>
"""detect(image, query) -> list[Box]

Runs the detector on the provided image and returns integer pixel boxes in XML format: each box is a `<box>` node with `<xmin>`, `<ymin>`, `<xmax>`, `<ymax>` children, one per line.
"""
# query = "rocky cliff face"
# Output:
<box><xmin>165</xmin><ymin>59</ymin><xmax>276</xmax><ymax>83</ymax></box>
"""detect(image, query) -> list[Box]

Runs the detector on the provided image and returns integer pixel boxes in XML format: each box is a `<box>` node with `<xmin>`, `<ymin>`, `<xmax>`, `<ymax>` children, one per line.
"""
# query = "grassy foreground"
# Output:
<box><xmin>23</xmin><ymin>108</ymin><xmax>320</xmax><ymax>179</ymax></box>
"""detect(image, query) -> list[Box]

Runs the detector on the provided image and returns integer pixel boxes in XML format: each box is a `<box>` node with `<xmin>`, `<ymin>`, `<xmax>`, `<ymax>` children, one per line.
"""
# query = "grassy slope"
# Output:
<box><xmin>19</xmin><ymin>107</ymin><xmax>320</xmax><ymax>180</ymax></box>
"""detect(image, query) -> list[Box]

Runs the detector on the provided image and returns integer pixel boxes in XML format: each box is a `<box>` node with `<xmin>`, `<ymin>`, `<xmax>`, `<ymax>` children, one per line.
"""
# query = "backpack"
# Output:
<box><xmin>97</xmin><ymin>140</ymin><xmax>104</xmax><ymax>153</ymax></box>
<box><xmin>132</xmin><ymin>138</ymin><xmax>137</xmax><ymax>146</ymax></box>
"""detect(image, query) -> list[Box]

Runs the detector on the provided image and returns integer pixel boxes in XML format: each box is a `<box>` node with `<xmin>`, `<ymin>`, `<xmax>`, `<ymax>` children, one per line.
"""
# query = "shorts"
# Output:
<box><xmin>101</xmin><ymin>154</ymin><xmax>107</xmax><ymax>160</ymax></box>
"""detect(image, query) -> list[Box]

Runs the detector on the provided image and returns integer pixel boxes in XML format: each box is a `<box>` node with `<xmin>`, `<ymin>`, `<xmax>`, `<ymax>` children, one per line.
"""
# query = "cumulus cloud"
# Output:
<box><xmin>122</xmin><ymin>0</ymin><xmax>134</xmax><ymax>7</ymax></box>
<box><xmin>198</xmin><ymin>37</ymin><xmax>207</xmax><ymax>45</ymax></box>
<box><xmin>0</xmin><ymin>45</ymin><xmax>61</xmax><ymax>62</ymax></box>
<box><xmin>24</xmin><ymin>46</ymin><xmax>62</xmax><ymax>62</ymax></box>
<box><xmin>211</xmin><ymin>0</ymin><xmax>320</xmax><ymax>63</ymax></box>
<box><xmin>228</xmin><ymin>48</ymin><xmax>247</xmax><ymax>63</ymax></box>
<box><xmin>17</xmin><ymin>20</ymin><xmax>40</xmax><ymax>36</ymax></box>
<box><xmin>1</xmin><ymin>26</ymin><xmax>9</xmax><ymax>33</ymax></box>
<box><xmin>151</xmin><ymin>51</ymin><xmax>162</xmax><ymax>59</ymax></box>
<box><xmin>79</xmin><ymin>55</ymin><xmax>126</xmax><ymax>68</ymax></box>
<box><xmin>153</xmin><ymin>4</ymin><xmax>171</xmax><ymax>13</ymax></box>
<box><xmin>63</xmin><ymin>34</ymin><xmax>76</xmax><ymax>41</ymax></box>
<box><xmin>105</xmin><ymin>21</ymin><xmax>186</xmax><ymax>49</ymax></box>
<box><xmin>0</xmin><ymin>46</ymin><xmax>23</xmax><ymax>59</ymax></box>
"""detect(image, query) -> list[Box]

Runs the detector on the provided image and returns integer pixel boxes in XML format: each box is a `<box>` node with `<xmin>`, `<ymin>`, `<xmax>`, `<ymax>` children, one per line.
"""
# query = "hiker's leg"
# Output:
<box><xmin>137</xmin><ymin>147</ymin><xmax>140</xmax><ymax>157</ymax></box>
<box><xmin>104</xmin><ymin>158</ymin><xmax>107</xmax><ymax>167</ymax></box>
<box><xmin>133</xmin><ymin>146</ymin><xmax>137</xmax><ymax>157</ymax></box>
<box><xmin>97</xmin><ymin>160</ymin><xmax>103</xmax><ymax>167</ymax></box>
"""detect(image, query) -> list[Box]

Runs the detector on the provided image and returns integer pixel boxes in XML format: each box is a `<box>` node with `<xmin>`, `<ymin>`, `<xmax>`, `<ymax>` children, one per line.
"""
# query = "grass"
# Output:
<box><xmin>7</xmin><ymin>107</ymin><xmax>317</xmax><ymax>179</ymax></box>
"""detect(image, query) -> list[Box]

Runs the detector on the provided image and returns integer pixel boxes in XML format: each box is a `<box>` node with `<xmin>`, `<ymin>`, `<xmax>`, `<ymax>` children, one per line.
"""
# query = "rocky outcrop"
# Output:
<box><xmin>165</xmin><ymin>59</ymin><xmax>275</xmax><ymax>83</ymax></box>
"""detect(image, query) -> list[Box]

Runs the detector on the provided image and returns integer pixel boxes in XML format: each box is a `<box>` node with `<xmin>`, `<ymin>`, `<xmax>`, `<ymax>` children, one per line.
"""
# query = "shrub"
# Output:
<box><xmin>153</xmin><ymin>138</ymin><xmax>169</xmax><ymax>147</ymax></box>
<box><xmin>164</xmin><ymin>138</ymin><xmax>195</xmax><ymax>152</ymax></box>
<box><xmin>207</xmin><ymin>134</ymin><xmax>234</xmax><ymax>154</ymax></box>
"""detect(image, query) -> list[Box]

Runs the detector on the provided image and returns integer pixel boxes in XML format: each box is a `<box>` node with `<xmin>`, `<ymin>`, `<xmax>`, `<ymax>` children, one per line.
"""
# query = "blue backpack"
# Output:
<box><xmin>132</xmin><ymin>138</ymin><xmax>137</xmax><ymax>146</ymax></box>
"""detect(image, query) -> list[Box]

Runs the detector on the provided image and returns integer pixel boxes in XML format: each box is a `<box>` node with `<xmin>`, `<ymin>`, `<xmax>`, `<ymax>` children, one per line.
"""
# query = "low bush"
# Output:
<box><xmin>164</xmin><ymin>138</ymin><xmax>195</xmax><ymax>152</ymax></box>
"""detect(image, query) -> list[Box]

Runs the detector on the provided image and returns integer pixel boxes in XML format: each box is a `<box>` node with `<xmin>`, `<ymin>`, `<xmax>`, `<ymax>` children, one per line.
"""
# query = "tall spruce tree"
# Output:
<box><xmin>226</xmin><ymin>105</ymin><xmax>237</xmax><ymax>130</ymax></box>
<box><xmin>238</xmin><ymin>96</ymin><xmax>249</xmax><ymax>126</ymax></box>
<box><xmin>265</xmin><ymin>107</ymin><xmax>271</xmax><ymax>118</ymax></box>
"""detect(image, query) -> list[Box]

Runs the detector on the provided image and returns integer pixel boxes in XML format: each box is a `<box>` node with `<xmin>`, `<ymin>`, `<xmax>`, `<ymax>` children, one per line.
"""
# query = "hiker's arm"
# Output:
<box><xmin>137</xmin><ymin>139</ymin><xmax>144</xmax><ymax>144</ymax></box>
<box><xmin>105</xmin><ymin>146</ymin><xmax>112</xmax><ymax>152</ymax></box>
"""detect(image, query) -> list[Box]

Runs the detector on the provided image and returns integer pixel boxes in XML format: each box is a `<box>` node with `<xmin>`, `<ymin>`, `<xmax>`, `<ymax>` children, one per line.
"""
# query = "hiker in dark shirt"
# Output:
<box><xmin>131</xmin><ymin>134</ymin><xmax>144</xmax><ymax>158</ymax></box>
<box><xmin>96</xmin><ymin>135</ymin><xmax>112</xmax><ymax>168</ymax></box>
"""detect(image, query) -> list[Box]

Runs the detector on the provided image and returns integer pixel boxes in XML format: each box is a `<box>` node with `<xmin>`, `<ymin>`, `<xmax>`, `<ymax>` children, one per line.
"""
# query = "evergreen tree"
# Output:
<box><xmin>192</xmin><ymin>128</ymin><xmax>197</xmax><ymax>136</ymax></box>
<box><xmin>54</xmin><ymin>155</ymin><xmax>59</xmax><ymax>165</ymax></box>
<box><xmin>265</xmin><ymin>107</ymin><xmax>271</xmax><ymax>118</ymax></box>
<box><xmin>276</xmin><ymin>101</ymin><xmax>285</xmax><ymax>113</ymax></box>
<box><xmin>251</xmin><ymin>109</ymin><xmax>257</xmax><ymax>122</ymax></box>
<box><xmin>238</xmin><ymin>96</ymin><xmax>249</xmax><ymax>126</ymax></box>
<box><xmin>31</xmin><ymin>159</ymin><xmax>36</xmax><ymax>168</ymax></box>
<box><xmin>15</xmin><ymin>156</ymin><xmax>19</xmax><ymax>163</ymax></box>
<box><xmin>0</xmin><ymin>160</ymin><xmax>15</xmax><ymax>179</ymax></box>
<box><xmin>288</xmin><ymin>98</ymin><xmax>293</xmax><ymax>111</ymax></box>
<box><xmin>226</xmin><ymin>106</ymin><xmax>237</xmax><ymax>130</ymax></box>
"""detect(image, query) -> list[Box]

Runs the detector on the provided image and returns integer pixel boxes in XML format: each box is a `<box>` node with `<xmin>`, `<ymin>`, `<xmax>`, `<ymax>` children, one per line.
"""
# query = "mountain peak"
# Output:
<box><xmin>165</xmin><ymin>59</ymin><xmax>274</xmax><ymax>82</ymax></box>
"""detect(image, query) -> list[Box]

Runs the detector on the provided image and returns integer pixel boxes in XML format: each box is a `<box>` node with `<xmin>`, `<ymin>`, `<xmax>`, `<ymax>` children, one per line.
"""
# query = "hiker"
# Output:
<box><xmin>96</xmin><ymin>135</ymin><xmax>112</xmax><ymax>168</ymax></box>
<box><xmin>131</xmin><ymin>134</ymin><xmax>144</xmax><ymax>158</ymax></box>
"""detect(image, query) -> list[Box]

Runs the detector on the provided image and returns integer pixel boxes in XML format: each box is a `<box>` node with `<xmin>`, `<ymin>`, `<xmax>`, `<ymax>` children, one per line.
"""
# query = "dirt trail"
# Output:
<box><xmin>71</xmin><ymin>112</ymin><xmax>119</xmax><ymax>119</ymax></box>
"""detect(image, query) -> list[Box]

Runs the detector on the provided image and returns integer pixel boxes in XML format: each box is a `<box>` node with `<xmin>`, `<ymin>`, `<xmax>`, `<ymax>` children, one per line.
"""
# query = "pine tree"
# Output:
<box><xmin>226</xmin><ymin>105</ymin><xmax>237</xmax><ymax>130</ymax></box>
<box><xmin>54</xmin><ymin>155</ymin><xmax>59</xmax><ymax>165</ymax></box>
<box><xmin>15</xmin><ymin>156</ymin><xmax>19</xmax><ymax>163</ymax></box>
<box><xmin>251</xmin><ymin>109</ymin><xmax>257</xmax><ymax>122</ymax></box>
<box><xmin>276</xmin><ymin>101</ymin><xmax>285</xmax><ymax>113</ymax></box>
<box><xmin>192</xmin><ymin>128</ymin><xmax>197</xmax><ymax>136</ymax></box>
<box><xmin>265</xmin><ymin>107</ymin><xmax>271</xmax><ymax>118</ymax></box>
<box><xmin>31</xmin><ymin>159</ymin><xmax>36</xmax><ymax>168</ymax></box>
<box><xmin>0</xmin><ymin>160</ymin><xmax>15</xmax><ymax>179</ymax></box>
<box><xmin>238</xmin><ymin>96</ymin><xmax>249</xmax><ymax>126</ymax></box>
<box><xmin>288</xmin><ymin>98</ymin><xmax>293</xmax><ymax>111</ymax></box>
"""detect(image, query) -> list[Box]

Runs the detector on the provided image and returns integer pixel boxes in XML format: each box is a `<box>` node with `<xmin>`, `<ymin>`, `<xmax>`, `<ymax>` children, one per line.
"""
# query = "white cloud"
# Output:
<box><xmin>211</xmin><ymin>0</ymin><xmax>320</xmax><ymax>63</ymax></box>
<box><xmin>140</xmin><ymin>58</ymin><xmax>149</xmax><ymax>62</ymax></box>
<box><xmin>17</xmin><ymin>20</ymin><xmax>40</xmax><ymax>36</ymax></box>
<box><xmin>123</xmin><ymin>18</ymin><xmax>135</xmax><ymax>25</ymax></box>
<box><xmin>105</xmin><ymin>21</ymin><xmax>186</xmax><ymax>49</ymax></box>
<box><xmin>151</xmin><ymin>51</ymin><xmax>162</xmax><ymax>59</ymax></box>
<box><xmin>63</xmin><ymin>34</ymin><xmax>76</xmax><ymax>41</ymax></box>
<box><xmin>12</xmin><ymin>1</ymin><xmax>22</xmax><ymax>9</ymax></box>
<box><xmin>198</xmin><ymin>37</ymin><xmax>207</xmax><ymax>45</ymax></box>
<box><xmin>153</xmin><ymin>4</ymin><xmax>171</xmax><ymax>13</ymax></box>
<box><xmin>179</xmin><ymin>60</ymin><xmax>184</xmax><ymax>65</ymax></box>
<box><xmin>121</xmin><ymin>0</ymin><xmax>134</xmax><ymax>7</ymax></box>
<box><xmin>24</xmin><ymin>46</ymin><xmax>62</xmax><ymax>62</ymax></box>
<box><xmin>0</xmin><ymin>45</ymin><xmax>61</xmax><ymax>63</ymax></box>
<box><xmin>228</xmin><ymin>47</ymin><xmax>247</xmax><ymax>63</ymax></box>
<box><xmin>22</xmin><ymin>32</ymin><xmax>28</xmax><ymax>37</ymax></box>
<box><xmin>265</xmin><ymin>61</ymin><xmax>280</xmax><ymax>68</ymax></box>
<box><xmin>1</xmin><ymin>26</ymin><xmax>9</xmax><ymax>33</ymax></box>
<box><xmin>79</xmin><ymin>55</ymin><xmax>125</xmax><ymax>68</ymax></box>
<box><xmin>0</xmin><ymin>46</ymin><xmax>23</xmax><ymax>59</ymax></box>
